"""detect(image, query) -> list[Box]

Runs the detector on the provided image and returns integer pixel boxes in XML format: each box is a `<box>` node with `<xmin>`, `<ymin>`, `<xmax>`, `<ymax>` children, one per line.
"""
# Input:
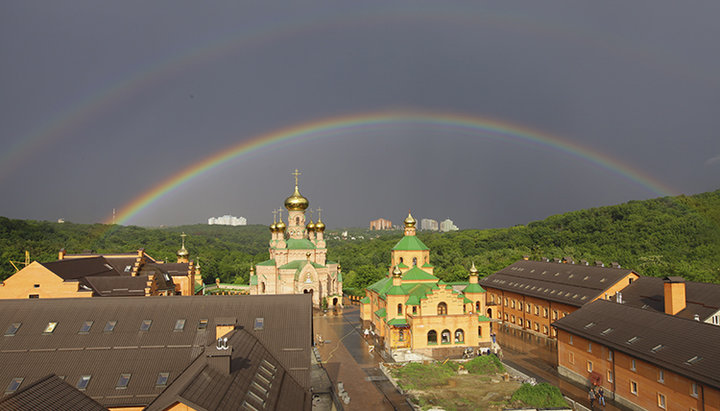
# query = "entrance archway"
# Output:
<box><xmin>332</xmin><ymin>297</ymin><xmax>338</xmax><ymax>306</ymax></box>
<box><xmin>487</xmin><ymin>308</ymin><xmax>493</xmax><ymax>318</ymax></box>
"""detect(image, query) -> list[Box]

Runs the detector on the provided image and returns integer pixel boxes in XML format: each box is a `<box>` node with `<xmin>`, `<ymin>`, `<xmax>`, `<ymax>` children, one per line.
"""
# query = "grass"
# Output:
<box><xmin>511</xmin><ymin>382</ymin><xmax>569</xmax><ymax>407</ymax></box>
<box><xmin>464</xmin><ymin>355</ymin><xmax>505</xmax><ymax>374</ymax></box>
<box><xmin>392</xmin><ymin>362</ymin><xmax>456</xmax><ymax>390</ymax></box>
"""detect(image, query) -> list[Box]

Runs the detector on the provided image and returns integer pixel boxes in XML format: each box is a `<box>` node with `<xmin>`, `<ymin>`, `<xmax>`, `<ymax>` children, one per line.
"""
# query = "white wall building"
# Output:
<box><xmin>420</xmin><ymin>218</ymin><xmax>438</xmax><ymax>231</ymax></box>
<box><xmin>439</xmin><ymin>218</ymin><xmax>459</xmax><ymax>232</ymax></box>
<box><xmin>208</xmin><ymin>215</ymin><xmax>247</xmax><ymax>226</ymax></box>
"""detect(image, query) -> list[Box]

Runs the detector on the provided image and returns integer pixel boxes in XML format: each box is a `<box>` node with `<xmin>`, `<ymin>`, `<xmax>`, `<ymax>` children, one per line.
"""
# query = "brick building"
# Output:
<box><xmin>479</xmin><ymin>259</ymin><xmax>638</xmax><ymax>337</ymax></box>
<box><xmin>369</xmin><ymin>218</ymin><xmax>393</xmax><ymax>230</ymax></box>
<box><xmin>553</xmin><ymin>288</ymin><xmax>720</xmax><ymax>411</ymax></box>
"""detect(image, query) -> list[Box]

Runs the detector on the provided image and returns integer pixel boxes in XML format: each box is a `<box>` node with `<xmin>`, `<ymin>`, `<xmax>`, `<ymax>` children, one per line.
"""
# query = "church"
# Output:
<box><xmin>248</xmin><ymin>170</ymin><xmax>343</xmax><ymax>308</ymax></box>
<box><xmin>360</xmin><ymin>212</ymin><xmax>492</xmax><ymax>358</ymax></box>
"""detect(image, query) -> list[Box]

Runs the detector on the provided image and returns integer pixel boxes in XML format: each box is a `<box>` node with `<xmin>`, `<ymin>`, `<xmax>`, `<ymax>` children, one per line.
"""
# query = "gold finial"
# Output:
<box><xmin>306</xmin><ymin>252</ymin><xmax>312</xmax><ymax>260</ymax></box>
<box><xmin>284</xmin><ymin>171</ymin><xmax>309</xmax><ymax>211</ymax></box>
<box><xmin>393</xmin><ymin>265</ymin><xmax>402</xmax><ymax>277</ymax></box>
<box><xmin>272</xmin><ymin>209</ymin><xmax>277</xmax><ymax>223</ymax></box>
<box><xmin>470</xmin><ymin>261</ymin><xmax>478</xmax><ymax>274</ymax></box>
<box><xmin>404</xmin><ymin>210</ymin><xmax>416</xmax><ymax>227</ymax></box>
<box><xmin>316</xmin><ymin>208</ymin><xmax>322</xmax><ymax>220</ymax></box>
<box><xmin>177</xmin><ymin>232</ymin><xmax>189</xmax><ymax>257</ymax></box>
<box><xmin>314</xmin><ymin>207</ymin><xmax>325</xmax><ymax>231</ymax></box>
<box><xmin>292</xmin><ymin>168</ymin><xmax>302</xmax><ymax>186</ymax></box>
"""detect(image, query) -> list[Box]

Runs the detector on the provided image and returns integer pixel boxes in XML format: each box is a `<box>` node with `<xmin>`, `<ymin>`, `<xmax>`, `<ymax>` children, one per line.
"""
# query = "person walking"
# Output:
<box><xmin>588</xmin><ymin>386</ymin><xmax>596</xmax><ymax>409</ymax></box>
<box><xmin>598</xmin><ymin>386</ymin><xmax>606</xmax><ymax>408</ymax></box>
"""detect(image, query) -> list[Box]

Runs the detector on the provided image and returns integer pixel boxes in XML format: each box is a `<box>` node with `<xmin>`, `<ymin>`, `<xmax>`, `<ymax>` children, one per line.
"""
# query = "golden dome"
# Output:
<box><xmin>284</xmin><ymin>185</ymin><xmax>309</xmax><ymax>211</ymax></box>
<box><xmin>275</xmin><ymin>220</ymin><xmax>286</xmax><ymax>231</ymax></box>
<box><xmin>306</xmin><ymin>219</ymin><xmax>316</xmax><ymax>231</ymax></box>
<box><xmin>177</xmin><ymin>246</ymin><xmax>189</xmax><ymax>257</ymax></box>
<box><xmin>269</xmin><ymin>222</ymin><xmax>277</xmax><ymax>232</ymax></box>
<box><xmin>470</xmin><ymin>261</ymin><xmax>478</xmax><ymax>274</ymax></box>
<box><xmin>404</xmin><ymin>211</ymin><xmax>416</xmax><ymax>228</ymax></box>
<box><xmin>392</xmin><ymin>265</ymin><xmax>402</xmax><ymax>277</ymax></box>
<box><xmin>315</xmin><ymin>218</ymin><xmax>325</xmax><ymax>232</ymax></box>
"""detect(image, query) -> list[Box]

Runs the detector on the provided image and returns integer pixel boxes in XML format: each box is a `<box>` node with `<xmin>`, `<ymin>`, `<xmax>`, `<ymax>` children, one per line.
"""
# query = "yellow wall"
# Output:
<box><xmin>391</xmin><ymin>250</ymin><xmax>431</xmax><ymax>273</ymax></box>
<box><xmin>163</xmin><ymin>402</ymin><xmax>198</xmax><ymax>411</ymax></box>
<box><xmin>0</xmin><ymin>262</ymin><xmax>92</xmax><ymax>299</ymax></box>
<box><xmin>108</xmin><ymin>407</ymin><xmax>145</xmax><ymax>411</ymax></box>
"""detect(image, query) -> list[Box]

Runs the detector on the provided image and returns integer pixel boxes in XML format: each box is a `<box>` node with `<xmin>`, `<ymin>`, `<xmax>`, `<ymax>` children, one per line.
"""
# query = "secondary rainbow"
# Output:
<box><xmin>109</xmin><ymin>111</ymin><xmax>676</xmax><ymax>226</ymax></box>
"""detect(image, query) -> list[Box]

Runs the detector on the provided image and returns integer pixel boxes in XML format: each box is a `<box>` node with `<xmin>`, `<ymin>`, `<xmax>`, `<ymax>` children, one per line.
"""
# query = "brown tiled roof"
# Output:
<box><xmin>101</xmin><ymin>258</ymin><xmax>138</xmax><ymax>275</ymax></box>
<box><xmin>155</xmin><ymin>263</ymin><xmax>191</xmax><ymax>276</ymax></box>
<box><xmin>0</xmin><ymin>374</ymin><xmax>107</xmax><ymax>411</ymax></box>
<box><xmin>613</xmin><ymin>276</ymin><xmax>720</xmax><ymax>321</ymax></box>
<box><xmin>147</xmin><ymin>328</ymin><xmax>310</xmax><ymax>411</ymax></box>
<box><xmin>81</xmin><ymin>276</ymin><xmax>148</xmax><ymax>297</ymax></box>
<box><xmin>42</xmin><ymin>257</ymin><xmax>120</xmax><ymax>280</ymax></box>
<box><xmin>553</xmin><ymin>299</ymin><xmax>720</xmax><ymax>390</ymax></box>
<box><xmin>0</xmin><ymin>295</ymin><xmax>312</xmax><ymax>408</ymax></box>
<box><xmin>479</xmin><ymin>260</ymin><xmax>636</xmax><ymax>307</ymax></box>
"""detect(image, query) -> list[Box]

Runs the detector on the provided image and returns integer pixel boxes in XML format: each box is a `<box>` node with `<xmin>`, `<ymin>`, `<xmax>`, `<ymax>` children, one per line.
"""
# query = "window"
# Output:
<box><xmin>542</xmin><ymin>325</ymin><xmax>548</xmax><ymax>334</ymax></box>
<box><xmin>511</xmin><ymin>315</ymin><xmax>515</xmax><ymax>322</ymax></box>
<box><xmin>587</xmin><ymin>342</ymin><xmax>592</xmax><ymax>353</ymax></box>
<box><xmin>156</xmin><ymin>372</ymin><xmax>170</xmax><ymax>387</ymax></box>
<box><xmin>587</xmin><ymin>360</ymin><xmax>593</xmax><ymax>372</ymax></box>
<box><xmin>174</xmin><ymin>319</ymin><xmax>186</xmax><ymax>332</ymax></box>
<box><xmin>631</xmin><ymin>359</ymin><xmax>636</xmax><ymax>371</ymax></box>
<box><xmin>437</xmin><ymin>302</ymin><xmax>448</xmax><ymax>315</ymax></box>
<box><xmin>535</xmin><ymin>322</ymin><xmax>539</xmax><ymax>331</ymax></box>
<box><xmin>198</xmin><ymin>319</ymin><xmax>208</xmax><ymax>330</ymax></box>
<box><xmin>33</xmin><ymin>284</ymin><xmax>39</xmax><ymax>288</ymax></box>
<box><xmin>441</xmin><ymin>329</ymin><xmax>451</xmax><ymax>344</ymax></box>
<box><xmin>534</xmin><ymin>305</ymin><xmax>539</xmax><ymax>315</ymax></box>
<box><xmin>608</xmin><ymin>350</ymin><xmax>613</xmax><ymax>362</ymax></box>
<box><xmin>504</xmin><ymin>298</ymin><xmax>508</xmax><ymax>307</ymax></box>
<box><xmin>28</xmin><ymin>294</ymin><xmax>39</xmax><ymax>299</ymax></box>
<box><xmin>543</xmin><ymin>308</ymin><xmax>548</xmax><ymax>318</ymax></box>
<box><xmin>517</xmin><ymin>317</ymin><xmax>522</xmax><ymax>326</ymax></box>
<box><xmin>412</xmin><ymin>306</ymin><xmax>417</xmax><ymax>314</ymax></box>
<box><xmin>397</xmin><ymin>304</ymin><xmax>403</xmax><ymax>315</ymax></box>
<box><xmin>691</xmin><ymin>383</ymin><xmax>698</xmax><ymax>398</ymax></box>
<box><xmin>607</xmin><ymin>370</ymin><xmax>613</xmax><ymax>383</ymax></box>
<box><xmin>658</xmin><ymin>369</ymin><xmax>664</xmax><ymax>383</ymax></box>
<box><xmin>478</xmin><ymin>326</ymin><xmax>482</xmax><ymax>337</ymax></box>
<box><xmin>116</xmin><ymin>374</ymin><xmax>131</xmax><ymax>389</ymax></box>
<box><xmin>254</xmin><ymin>318</ymin><xmax>264</xmax><ymax>330</ymax></box>
<box><xmin>630</xmin><ymin>380</ymin><xmax>638</xmax><ymax>395</ymax></box>
<box><xmin>686</xmin><ymin>356</ymin><xmax>703</xmax><ymax>365</ymax></box>
<box><xmin>504</xmin><ymin>313</ymin><xmax>508</xmax><ymax>321</ymax></box>
<box><xmin>5</xmin><ymin>378</ymin><xmax>23</xmax><ymax>394</ymax></box>
<box><xmin>4</xmin><ymin>323</ymin><xmax>21</xmax><ymax>336</ymax></box>
<box><xmin>511</xmin><ymin>300</ymin><xmax>515</xmax><ymax>309</ymax></box>
<box><xmin>627</xmin><ymin>336</ymin><xmax>640</xmax><ymax>344</ymax></box>
<box><xmin>104</xmin><ymin>320</ymin><xmax>117</xmax><ymax>332</ymax></box>
<box><xmin>526</xmin><ymin>303</ymin><xmax>531</xmax><ymax>313</ymax></box>
<box><xmin>78</xmin><ymin>321</ymin><xmax>93</xmax><ymax>334</ymax></box>
<box><xmin>569</xmin><ymin>335</ymin><xmax>573</xmax><ymax>345</ymax></box>
<box><xmin>43</xmin><ymin>322</ymin><xmax>58</xmax><ymax>334</ymax></box>
<box><xmin>568</xmin><ymin>352</ymin><xmax>575</xmax><ymax>364</ymax></box>
<box><xmin>651</xmin><ymin>344</ymin><xmax>665</xmax><ymax>353</ymax></box>
<box><xmin>551</xmin><ymin>328</ymin><xmax>557</xmax><ymax>337</ymax></box>
<box><xmin>454</xmin><ymin>329</ymin><xmax>464</xmax><ymax>343</ymax></box>
<box><xmin>398</xmin><ymin>329</ymin><xmax>405</xmax><ymax>341</ymax></box>
<box><xmin>475</xmin><ymin>301</ymin><xmax>480</xmax><ymax>312</ymax></box>
<box><xmin>525</xmin><ymin>320</ymin><xmax>530</xmax><ymax>328</ymax></box>
<box><xmin>77</xmin><ymin>375</ymin><xmax>91</xmax><ymax>390</ymax></box>
<box><xmin>553</xmin><ymin>310</ymin><xmax>558</xmax><ymax>320</ymax></box>
<box><xmin>427</xmin><ymin>330</ymin><xmax>437</xmax><ymax>345</ymax></box>
<box><xmin>712</xmin><ymin>315</ymin><xmax>719</xmax><ymax>325</ymax></box>
<box><xmin>140</xmin><ymin>320</ymin><xmax>152</xmax><ymax>331</ymax></box>
<box><xmin>657</xmin><ymin>393</ymin><xmax>666</xmax><ymax>409</ymax></box>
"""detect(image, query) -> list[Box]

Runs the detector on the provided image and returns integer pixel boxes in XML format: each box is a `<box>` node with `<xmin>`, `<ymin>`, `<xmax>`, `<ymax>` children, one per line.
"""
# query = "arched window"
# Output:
<box><xmin>463</xmin><ymin>305</ymin><xmax>466</xmax><ymax>314</ymax></box>
<box><xmin>261</xmin><ymin>282</ymin><xmax>266</xmax><ymax>293</ymax></box>
<box><xmin>454</xmin><ymin>329</ymin><xmax>464</xmax><ymax>343</ymax></box>
<box><xmin>437</xmin><ymin>302</ymin><xmax>448</xmax><ymax>315</ymax></box>
<box><xmin>296</xmin><ymin>217</ymin><xmax>300</xmax><ymax>225</ymax></box>
<box><xmin>397</xmin><ymin>303</ymin><xmax>403</xmax><ymax>315</ymax></box>
<box><xmin>475</xmin><ymin>301</ymin><xmax>481</xmax><ymax>312</ymax></box>
<box><xmin>399</xmin><ymin>257</ymin><xmax>404</xmax><ymax>264</ymax></box>
<box><xmin>478</xmin><ymin>326</ymin><xmax>482</xmax><ymax>337</ymax></box>
<box><xmin>427</xmin><ymin>330</ymin><xmax>437</xmax><ymax>344</ymax></box>
<box><xmin>412</xmin><ymin>306</ymin><xmax>417</xmax><ymax>314</ymax></box>
<box><xmin>412</xmin><ymin>257</ymin><xmax>417</xmax><ymax>266</ymax></box>
<box><xmin>441</xmin><ymin>329</ymin><xmax>451</xmax><ymax>344</ymax></box>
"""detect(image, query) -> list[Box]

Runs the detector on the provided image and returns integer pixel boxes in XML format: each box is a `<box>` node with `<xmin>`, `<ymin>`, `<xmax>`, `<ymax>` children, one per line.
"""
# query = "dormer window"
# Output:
<box><xmin>43</xmin><ymin>322</ymin><xmax>58</xmax><ymax>334</ymax></box>
<box><xmin>4</xmin><ymin>323</ymin><xmax>21</xmax><ymax>336</ymax></box>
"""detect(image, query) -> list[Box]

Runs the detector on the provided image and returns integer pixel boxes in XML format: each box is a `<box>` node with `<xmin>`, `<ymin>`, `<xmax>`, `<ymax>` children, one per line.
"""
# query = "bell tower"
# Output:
<box><xmin>284</xmin><ymin>169</ymin><xmax>309</xmax><ymax>240</ymax></box>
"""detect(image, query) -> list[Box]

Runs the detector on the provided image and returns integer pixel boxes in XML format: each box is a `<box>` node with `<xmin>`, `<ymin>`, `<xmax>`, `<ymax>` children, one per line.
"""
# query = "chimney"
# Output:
<box><xmin>615</xmin><ymin>291</ymin><xmax>623</xmax><ymax>304</ymax></box>
<box><xmin>610</xmin><ymin>262</ymin><xmax>621</xmax><ymax>268</ymax></box>
<box><xmin>58</xmin><ymin>248</ymin><xmax>66</xmax><ymax>260</ymax></box>
<box><xmin>215</xmin><ymin>317</ymin><xmax>237</xmax><ymax>340</ymax></box>
<box><xmin>595</xmin><ymin>261</ymin><xmax>604</xmax><ymax>267</ymax></box>
<box><xmin>663</xmin><ymin>276</ymin><xmax>686</xmax><ymax>316</ymax></box>
<box><xmin>522</xmin><ymin>255</ymin><xmax>529</xmax><ymax>261</ymax></box>
<box><xmin>207</xmin><ymin>337</ymin><xmax>232</xmax><ymax>375</ymax></box>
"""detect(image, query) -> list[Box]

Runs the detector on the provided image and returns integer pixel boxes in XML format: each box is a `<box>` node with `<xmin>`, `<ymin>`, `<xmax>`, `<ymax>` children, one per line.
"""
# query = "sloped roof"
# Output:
<box><xmin>463</xmin><ymin>283</ymin><xmax>486</xmax><ymax>294</ymax></box>
<box><xmin>0</xmin><ymin>294</ymin><xmax>312</xmax><ymax>408</ymax></box>
<box><xmin>286</xmin><ymin>239</ymin><xmax>316</xmax><ymax>250</ymax></box>
<box><xmin>553</xmin><ymin>299</ymin><xmax>720</xmax><ymax>390</ymax></box>
<box><xmin>0</xmin><ymin>374</ymin><xmax>107</xmax><ymax>411</ymax></box>
<box><xmin>81</xmin><ymin>276</ymin><xmax>148</xmax><ymax>297</ymax></box>
<box><xmin>479</xmin><ymin>260</ymin><xmax>636</xmax><ymax>307</ymax></box>
<box><xmin>256</xmin><ymin>259</ymin><xmax>276</xmax><ymax>266</ymax></box>
<box><xmin>279</xmin><ymin>260</ymin><xmax>325</xmax><ymax>270</ymax></box>
<box><xmin>374</xmin><ymin>308</ymin><xmax>387</xmax><ymax>318</ymax></box>
<box><xmin>42</xmin><ymin>257</ymin><xmax>119</xmax><ymax>280</ymax></box>
<box><xmin>402</xmin><ymin>266</ymin><xmax>438</xmax><ymax>281</ymax></box>
<box><xmin>392</xmin><ymin>235</ymin><xmax>429</xmax><ymax>251</ymax></box>
<box><xmin>146</xmin><ymin>328</ymin><xmax>310</xmax><ymax>411</ymax></box>
<box><xmin>614</xmin><ymin>276</ymin><xmax>720</xmax><ymax>321</ymax></box>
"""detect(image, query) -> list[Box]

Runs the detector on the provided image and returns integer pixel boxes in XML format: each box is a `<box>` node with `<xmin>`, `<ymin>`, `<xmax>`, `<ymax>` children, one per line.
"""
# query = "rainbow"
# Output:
<box><xmin>108</xmin><ymin>110</ymin><xmax>676</xmax><ymax>225</ymax></box>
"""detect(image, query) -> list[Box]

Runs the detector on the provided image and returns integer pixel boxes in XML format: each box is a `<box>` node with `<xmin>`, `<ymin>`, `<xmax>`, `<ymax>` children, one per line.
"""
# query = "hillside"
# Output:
<box><xmin>1</xmin><ymin>190</ymin><xmax>718</xmax><ymax>291</ymax></box>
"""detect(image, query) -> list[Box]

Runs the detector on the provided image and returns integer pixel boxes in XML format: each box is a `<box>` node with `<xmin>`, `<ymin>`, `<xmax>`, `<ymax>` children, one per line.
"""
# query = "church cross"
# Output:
<box><xmin>272</xmin><ymin>209</ymin><xmax>277</xmax><ymax>223</ymax></box>
<box><xmin>316</xmin><ymin>207</ymin><xmax>322</xmax><ymax>220</ymax></box>
<box><xmin>180</xmin><ymin>232</ymin><xmax>187</xmax><ymax>248</ymax></box>
<box><xmin>292</xmin><ymin>169</ymin><xmax>301</xmax><ymax>186</ymax></box>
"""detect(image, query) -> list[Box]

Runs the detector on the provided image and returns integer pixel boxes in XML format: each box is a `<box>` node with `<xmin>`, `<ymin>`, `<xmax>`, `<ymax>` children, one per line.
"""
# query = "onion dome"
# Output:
<box><xmin>284</xmin><ymin>185</ymin><xmax>309</xmax><ymax>211</ymax></box>
<box><xmin>269</xmin><ymin>221</ymin><xmax>277</xmax><ymax>233</ymax></box>
<box><xmin>393</xmin><ymin>265</ymin><xmax>402</xmax><ymax>277</ymax></box>
<box><xmin>314</xmin><ymin>218</ymin><xmax>325</xmax><ymax>232</ymax></box>
<box><xmin>306</xmin><ymin>219</ymin><xmax>316</xmax><ymax>232</ymax></box>
<box><xmin>177</xmin><ymin>233</ymin><xmax>189</xmax><ymax>257</ymax></box>
<box><xmin>404</xmin><ymin>211</ymin><xmax>416</xmax><ymax>228</ymax></box>
<box><xmin>470</xmin><ymin>261</ymin><xmax>478</xmax><ymax>274</ymax></box>
<box><xmin>275</xmin><ymin>220</ymin><xmax>286</xmax><ymax>232</ymax></box>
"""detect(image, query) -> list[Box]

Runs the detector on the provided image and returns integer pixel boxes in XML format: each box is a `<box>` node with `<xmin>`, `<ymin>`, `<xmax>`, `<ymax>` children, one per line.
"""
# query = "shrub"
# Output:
<box><xmin>511</xmin><ymin>383</ymin><xmax>568</xmax><ymax>407</ymax></box>
<box><xmin>465</xmin><ymin>355</ymin><xmax>505</xmax><ymax>374</ymax></box>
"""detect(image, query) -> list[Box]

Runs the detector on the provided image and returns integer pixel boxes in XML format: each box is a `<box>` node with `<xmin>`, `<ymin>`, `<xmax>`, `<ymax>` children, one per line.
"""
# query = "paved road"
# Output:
<box><xmin>314</xmin><ymin>303</ymin><xmax>412</xmax><ymax>411</ymax></box>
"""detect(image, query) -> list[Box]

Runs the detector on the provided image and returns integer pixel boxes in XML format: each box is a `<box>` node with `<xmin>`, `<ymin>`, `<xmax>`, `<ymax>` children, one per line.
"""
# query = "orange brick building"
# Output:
<box><xmin>479</xmin><ymin>259</ymin><xmax>639</xmax><ymax>338</ymax></box>
<box><xmin>554</xmin><ymin>289</ymin><xmax>720</xmax><ymax>411</ymax></box>
<box><xmin>369</xmin><ymin>218</ymin><xmax>392</xmax><ymax>230</ymax></box>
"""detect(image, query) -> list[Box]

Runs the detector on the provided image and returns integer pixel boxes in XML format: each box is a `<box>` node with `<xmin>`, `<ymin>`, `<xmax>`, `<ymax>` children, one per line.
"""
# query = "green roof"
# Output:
<box><xmin>286</xmin><ymin>238</ymin><xmax>316</xmax><ymax>250</ymax></box>
<box><xmin>279</xmin><ymin>259</ymin><xmax>325</xmax><ymax>270</ymax></box>
<box><xmin>402</xmin><ymin>266</ymin><xmax>438</xmax><ymax>281</ymax></box>
<box><xmin>360</xmin><ymin>296</ymin><xmax>370</xmax><ymax>304</ymax></box>
<box><xmin>478</xmin><ymin>315</ymin><xmax>491</xmax><ymax>322</ymax></box>
<box><xmin>392</xmin><ymin>235</ymin><xmax>429</xmax><ymax>251</ymax></box>
<box><xmin>386</xmin><ymin>285</ymin><xmax>406</xmax><ymax>296</ymax></box>
<box><xmin>463</xmin><ymin>283</ymin><xmax>486</xmax><ymax>294</ymax></box>
<box><xmin>405</xmin><ymin>295</ymin><xmax>421</xmax><ymax>305</ymax></box>
<box><xmin>249</xmin><ymin>275</ymin><xmax>258</xmax><ymax>286</ymax></box>
<box><xmin>375</xmin><ymin>308</ymin><xmax>387</xmax><ymax>318</ymax></box>
<box><xmin>397</xmin><ymin>262</ymin><xmax>409</xmax><ymax>269</ymax></box>
<box><xmin>387</xmin><ymin>318</ymin><xmax>409</xmax><ymax>326</ymax></box>
<box><xmin>194</xmin><ymin>284</ymin><xmax>204</xmax><ymax>293</ymax></box>
<box><xmin>337</xmin><ymin>272</ymin><xmax>343</xmax><ymax>282</ymax></box>
<box><xmin>422</xmin><ymin>262</ymin><xmax>434</xmax><ymax>268</ymax></box>
<box><xmin>463</xmin><ymin>296</ymin><xmax>472</xmax><ymax>304</ymax></box>
<box><xmin>257</xmin><ymin>259</ymin><xmax>276</xmax><ymax>266</ymax></box>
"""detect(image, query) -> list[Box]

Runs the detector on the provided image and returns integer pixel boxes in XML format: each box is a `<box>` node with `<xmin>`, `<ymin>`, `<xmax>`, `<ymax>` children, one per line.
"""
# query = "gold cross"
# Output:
<box><xmin>316</xmin><ymin>207</ymin><xmax>322</xmax><ymax>220</ymax></box>
<box><xmin>292</xmin><ymin>169</ymin><xmax>301</xmax><ymax>186</ymax></box>
<box><xmin>272</xmin><ymin>209</ymin><xmax>277</xmax><ymax>223</ymax></box>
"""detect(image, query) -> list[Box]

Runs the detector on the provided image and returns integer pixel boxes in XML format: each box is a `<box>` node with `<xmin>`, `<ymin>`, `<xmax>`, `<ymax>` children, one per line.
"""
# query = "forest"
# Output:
<box><xmin>1</xmin><ymin>189</ymin><xmax>718</xmax><ymax>295</ymax></box>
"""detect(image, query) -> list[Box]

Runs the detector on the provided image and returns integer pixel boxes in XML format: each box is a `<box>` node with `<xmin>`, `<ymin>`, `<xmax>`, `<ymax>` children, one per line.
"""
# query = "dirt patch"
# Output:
<box><xmin>408</xmin><ymin>375</ymin><xmax>522</xmax><ymax>411</ymax></box>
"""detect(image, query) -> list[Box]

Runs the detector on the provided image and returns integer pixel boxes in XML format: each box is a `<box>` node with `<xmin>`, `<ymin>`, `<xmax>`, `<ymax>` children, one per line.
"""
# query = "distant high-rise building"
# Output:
<box><xmin>439</xmin><ymin>218</ymin><xmax>459</xmax><ymax>232</ymax></box>
<box><xmin>208</xmin><ymin>215</ymin><xmax>247</xmax><ymax>226</ymax></box>
<box><xmin>370</xmin><ymin>218</ymin><xmax>393</xmax><ymax>230</ymax></box>
<box><xmin>420</xmin><ymin>218</ymin><xmax>438</xmax><ymax>231</ymax></box>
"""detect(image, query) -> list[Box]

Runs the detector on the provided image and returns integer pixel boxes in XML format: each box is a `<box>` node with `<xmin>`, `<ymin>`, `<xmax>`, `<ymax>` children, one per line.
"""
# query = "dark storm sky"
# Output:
<box><xmin>1</xmin><ymin>1</ymin><xmax>719</xmax><ymax>229</ymax></box>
